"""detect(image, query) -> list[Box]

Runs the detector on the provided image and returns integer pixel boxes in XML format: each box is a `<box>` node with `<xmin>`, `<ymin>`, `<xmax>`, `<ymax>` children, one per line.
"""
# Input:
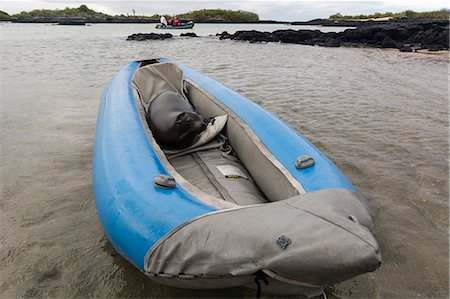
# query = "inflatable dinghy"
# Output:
<box><xmin>156</xmin><ymin>21</ymin><xmax>195</xmax><ymax>29</ymax></box>
<box><xmin>93</xmin><ymin>58</ymin><xmax>381</xmax><ymax>296</ymax></box>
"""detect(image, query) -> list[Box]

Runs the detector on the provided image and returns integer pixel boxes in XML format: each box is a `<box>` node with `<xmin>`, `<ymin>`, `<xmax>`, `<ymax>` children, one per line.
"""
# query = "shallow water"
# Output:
<box><xmin>1</xmin><ymin>23</ymin><xmax>448</xmax><ymax>298</ymax></box>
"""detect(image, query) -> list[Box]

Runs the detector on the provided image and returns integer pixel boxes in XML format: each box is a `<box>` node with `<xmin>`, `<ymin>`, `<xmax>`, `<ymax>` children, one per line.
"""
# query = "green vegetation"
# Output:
<box><xmin>0</xmin><ymin>10</ymin><xmax>11</xmax><ymax>19</ymax></box>
<box><xmin>13</xmin><ymin>5</ymin><xmax>110</xmax><ymax>19</ymax></box>
<box><xmin>177</xmin><ymin>9</ymin><xmax>259</xmax><ymax>22</ymax></box>
<box><xmin>329</xmin><ymin>9</ymin><xmax>450</xmax><ymax>20</ymax></box>
<box><xmin>5</xmin><ymin>5</ymin><xmax>259</xmax><ymax>22</ymax></box>
<box><xmin>115</xmin><ymin>13</ymin><xmax>159</xmax><ymax>20</ymax></box>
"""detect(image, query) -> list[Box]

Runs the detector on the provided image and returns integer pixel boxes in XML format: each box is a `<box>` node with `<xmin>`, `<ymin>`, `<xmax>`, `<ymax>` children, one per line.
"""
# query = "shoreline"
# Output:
<box><xmin>216</xmin><ymin>19</ymin><xmax>449</xmax><ymax>53</ymax></box>
<box><xmin>125</xmin><ymin>19</ymin><xmax>448</xmax><ymax>54</ymax></box>
<box><xmin>5</xmin><ymin>17</ymin><xmax>448</xmax><ymax>54</ymax></box>
<box><xmin>3</xmin><ymin>17</ymin><xmax>447</xmax><ymax>26</ymax></box>
<box><xmin>1</xmin><ymin>18</ymin><xmax>289</xmax><ymax>24</ymax></box>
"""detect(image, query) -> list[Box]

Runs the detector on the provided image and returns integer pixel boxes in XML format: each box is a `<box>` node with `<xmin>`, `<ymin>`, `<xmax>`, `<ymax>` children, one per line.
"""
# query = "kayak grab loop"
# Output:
<box><xmin>254</xmin><ymin>270</ymin><xmax>269</xmax><ymax>299</ymax></box>
<box><xmin>154</xmin><ymin>175</ymin><xmax>176</xmax><ymax>189</ymax></box>
<box><xmin>295</xmin><ymin>155</ymin><xmax>315</xmax><ymax>169</ymax></box>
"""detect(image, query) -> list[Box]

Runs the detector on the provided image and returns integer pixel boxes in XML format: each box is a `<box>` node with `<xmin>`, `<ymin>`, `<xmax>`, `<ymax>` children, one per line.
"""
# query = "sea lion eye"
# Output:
<box><xmin>176</xmin><ymin>112</ymin><xmax>186</xmax><ymax>119</ymax></box>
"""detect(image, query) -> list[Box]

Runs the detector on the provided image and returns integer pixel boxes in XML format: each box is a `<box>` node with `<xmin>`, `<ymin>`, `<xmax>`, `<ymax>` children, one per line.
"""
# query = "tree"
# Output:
<box><xmin>404</xmin><ymin>10</ymin><xmax>415</xmax><ymax>18</ymax></box>
<box><xmin>0</xmin><ymin>10</ymin><xmax>11</xmax><ymax>19</ymax></box>
<box><xmin>79</xmin><ymin>5</ymin><xmax>89</xmax><ymax>13</ymax></box>
<box><xmin>329</xmin><ymin>13</ymin><xmax>342</xmax><ymax>20</ymax></box>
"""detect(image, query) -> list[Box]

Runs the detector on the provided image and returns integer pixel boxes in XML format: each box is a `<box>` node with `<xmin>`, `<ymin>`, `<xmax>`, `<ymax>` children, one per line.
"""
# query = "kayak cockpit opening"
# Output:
<box><xmin>132</xmin><ymin>59</ymin><xmax>303</xmax><ymax>208</ymax></box>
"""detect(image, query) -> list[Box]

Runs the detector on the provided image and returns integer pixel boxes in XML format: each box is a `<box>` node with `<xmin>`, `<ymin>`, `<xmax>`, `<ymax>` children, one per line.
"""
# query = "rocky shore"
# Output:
<box><xmin>290</xmin><ymin>18</ymin><xmax>362</xmax><ymax>27</ymax></box>
<box><xmin>126</xmin><ymin>33</ymin><xmax>173</xmax><ymax>41</ymax></box>
<box><xmin>218</xmin><ymin>19</ymin><xmax>449</xmax><ymax>52</ymax></box>
<box><xmin>126</xmin><ymin>32</ymin><xmax>199</xmax><ymax>40</ymax></box>
<box><xmin>125</xmin><ymin>19</ymin><xmax>449</xmax><ymax>52</ymax></box>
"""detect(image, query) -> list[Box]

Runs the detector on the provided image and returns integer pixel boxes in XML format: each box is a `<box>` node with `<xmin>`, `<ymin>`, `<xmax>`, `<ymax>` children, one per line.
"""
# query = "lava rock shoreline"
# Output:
<box><xmin>126</xmin><ymin>33</ymin><xmax>173</xmax><ymax>41</ymax></box>
<box><xmin>126</xmin><ymin>32</ymin><xmax>197</xmax><ymax>41</ymax></box>
<box><xmin>218</xmin><ymin>19</ymin><xmax>449</xmax><ymax>52</ymax></box>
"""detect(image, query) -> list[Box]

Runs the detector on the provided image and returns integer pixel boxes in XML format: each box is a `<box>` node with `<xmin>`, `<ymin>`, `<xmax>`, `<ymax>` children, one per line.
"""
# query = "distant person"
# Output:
<box><xmin>160</xmin><ymin>15</ymin><xmax>167</xmax><ymax>27</ymax></box>
<box><xmin>174</xmin><ymin>16</ymin><xmax>181</xmax><ymax>26</ymax></box>
<box><xmin>167</xmin><ymin>17</ymin><xmax>173</xmax><ymax>26</ymax></box>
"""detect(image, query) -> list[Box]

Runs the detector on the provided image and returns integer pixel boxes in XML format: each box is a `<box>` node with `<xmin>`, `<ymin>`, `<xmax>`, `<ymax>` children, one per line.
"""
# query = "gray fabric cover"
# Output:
<box><xmin>146</xmin><ymin>272</ymin><xmax>323</xmax><ymax>297</ymax></box>
<box><xmin>145</xmin><ymin>189</ymin><xmax>381</xmax><ymax>288</ymax></box>
<box><xmin>184</xmin><ymin>81</ymin><xmax>302</xmax><ymax>201</ymax></box>
<box><xmin>195</xmin><ymin>150</ymin><xmax>268</xmax><ymax>205</ymax></box>
<box><xmin>132</xmin><ymin>62</ymin><xmax>185</xmax><ymax>111</ymax></box>
<box><xmin>170</xmin><ymin>146</ymin><xmax>268</xmax><ymax>205</ymax></box>
<box><xmin>169</xmin><ymin>152</ymin><xmax>224</xmax><ymax>200</ymax></box>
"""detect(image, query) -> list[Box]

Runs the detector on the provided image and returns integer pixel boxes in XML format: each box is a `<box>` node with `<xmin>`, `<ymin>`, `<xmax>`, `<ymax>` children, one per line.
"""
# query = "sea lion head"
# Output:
<box><xmin>174</xmin><ymin>112</ymin><xmax>207</xmax><ymax>149</ymax></box>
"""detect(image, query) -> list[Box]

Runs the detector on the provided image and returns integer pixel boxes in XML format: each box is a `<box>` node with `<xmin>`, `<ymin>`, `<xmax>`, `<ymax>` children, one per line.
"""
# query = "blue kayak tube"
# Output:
<box><xmin>93</xmin><ymin>58</ymin><xmax>381</xmax><ymax>296</ymax></box>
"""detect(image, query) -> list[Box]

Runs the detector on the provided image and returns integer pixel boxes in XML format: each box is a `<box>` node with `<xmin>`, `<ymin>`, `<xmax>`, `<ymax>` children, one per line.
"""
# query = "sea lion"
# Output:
<box><xmin>146</xmin><ymin>91</ymin><xmax>207</xmax><ymax>149</ymax></box>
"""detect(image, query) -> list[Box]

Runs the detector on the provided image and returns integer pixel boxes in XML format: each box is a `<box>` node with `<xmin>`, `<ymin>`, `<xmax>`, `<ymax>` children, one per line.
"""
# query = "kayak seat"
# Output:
<box><xmin>163</xmin><ymin>115</ymin><xmax>268</xmax><ymax>205</ymax></box>
<box><xmin>170</xmin><ymin>145</ymin><xmax>268</xmax><ymax>205</ymax></box>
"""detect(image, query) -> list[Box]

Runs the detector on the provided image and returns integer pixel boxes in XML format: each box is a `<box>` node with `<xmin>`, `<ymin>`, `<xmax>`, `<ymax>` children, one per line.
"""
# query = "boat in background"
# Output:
<box><xmin>156</xmin><ymin>20</ymin><xmax>194</xmax><ymax>29</ymax></box>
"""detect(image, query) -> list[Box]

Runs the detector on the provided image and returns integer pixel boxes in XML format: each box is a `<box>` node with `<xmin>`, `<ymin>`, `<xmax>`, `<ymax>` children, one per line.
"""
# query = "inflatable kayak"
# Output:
<box><xmin>156</xmin><ymin>21</ymin><xmax>194</xmax><ymax>29</ymax></box>
<box><xmin>93</xmin><ymin>58</ymin><xmax>381</xmax><ymax>296</ymax></box>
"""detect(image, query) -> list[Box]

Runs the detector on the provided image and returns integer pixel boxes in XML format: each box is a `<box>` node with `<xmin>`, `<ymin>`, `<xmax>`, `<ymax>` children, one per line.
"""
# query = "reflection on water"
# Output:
<box><xmin>1</xmin><ymin>23</ymin><xmax>448</xmax><ymax>298</ymax></box>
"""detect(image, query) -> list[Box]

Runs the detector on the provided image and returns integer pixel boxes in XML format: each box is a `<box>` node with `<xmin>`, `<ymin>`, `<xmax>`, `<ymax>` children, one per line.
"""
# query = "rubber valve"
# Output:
<box><xmin>295</xmin><ymin>155</ymin><xmax>315</xmax><ymax>169</ymax></box>
<box><xmin>154</xmin><ymin>174</ymin><xmax>176</xmax><ymax>189</ymax></box>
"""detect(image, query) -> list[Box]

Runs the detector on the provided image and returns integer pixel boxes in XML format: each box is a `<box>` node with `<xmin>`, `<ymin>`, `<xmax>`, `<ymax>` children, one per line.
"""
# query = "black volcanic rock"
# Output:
<box><xmin>217</xmin><ymin>31</ymin><xmax>231</xmax><ymax>40</ymax></box>
<box><xmin>428</xmin><ymin>45</ymin><xmax>442</xmax><ymax>51</ymax></box>
<box><xmin>217</xmin><ymin>19</ymin><xmax>449</xmax><ymax>52</ymax></box>
<box><xmin>232</xmin><ymin>30</ymin><xmax>274</xmax><ymax>42</ymax></box>
<box><xmin>126</xmin><ymin>33</ymin><xmax>173</xmax><ymax>41</ymax></box>
<box><xmin>324</xmin><ymin>38</ymin><xmax>341</xmax><ymax>47</ymax></box>
<box><xmin>180</xmin><ymin>32</ymin><xmax>197</xmax><ymax>37</ymax></box>
<box><xmin>290</xmin><ymin>19</ymin><xmax>361</xmax><ymax>27</ymax></box>
<box><xmin>399</xmin><ymin>45</ymin><xmax>413</xmax><ymax>52</ymax></box>
<box><xmin>381</xmin><ymin>36</ymin><xmax>399</xmax><ymax>48</ymax></box>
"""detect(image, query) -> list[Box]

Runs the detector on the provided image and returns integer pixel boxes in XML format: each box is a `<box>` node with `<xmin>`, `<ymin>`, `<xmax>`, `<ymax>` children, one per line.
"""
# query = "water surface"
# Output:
<box><xmin>1</xmin><ymin>23</ymin><xmax>448</xmax><ymax>298</ymax></box>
